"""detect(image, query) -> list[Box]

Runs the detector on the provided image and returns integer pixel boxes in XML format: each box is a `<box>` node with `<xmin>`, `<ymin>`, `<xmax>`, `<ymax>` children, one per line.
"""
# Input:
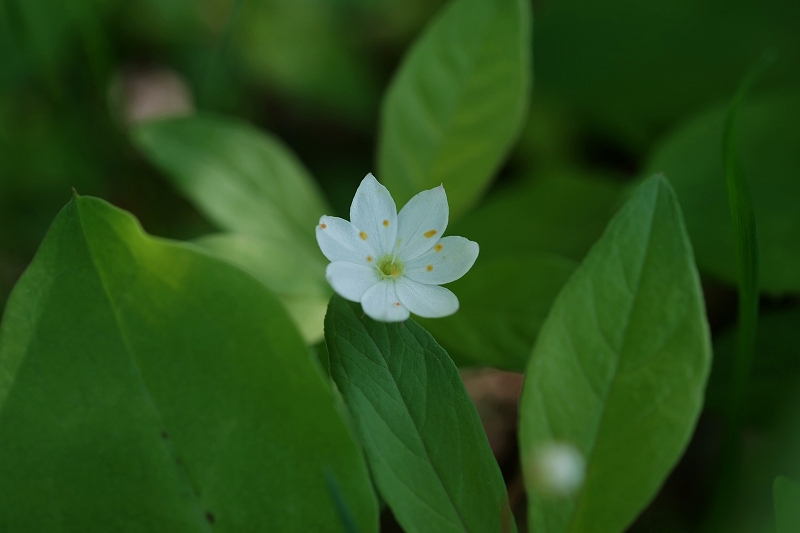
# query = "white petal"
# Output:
<box><xmin>396</xmin><ymin>185</ymin><xmax>449</xmax><ymax>261</ymax></box>
<box><xmin>404</xmin><ymin>236</ymin><xmax>479</xmax><ymax>285</ymax></box>
<box><xmin>326</xmin><ymin>261</ymin><xmax>381</xmax><ymax>301</ymax></box>
<box><xmin>349</xmin><ymin>173</ymin><xmax>398</xmax><ymax>256</ymax></box>
<box><xmin>360</xmin><ymin>281</ymin><xmax>410</xmax><ymax>322</ymax></box>
<box><xmin>316</xmin><ymin>215</ymin><xmax>377</xmax><ymax>266</ymax></box>
<box><xmin>395</xmin><ymin>278</ymin><xmax>459</xmax><ymax>318</ymax></box>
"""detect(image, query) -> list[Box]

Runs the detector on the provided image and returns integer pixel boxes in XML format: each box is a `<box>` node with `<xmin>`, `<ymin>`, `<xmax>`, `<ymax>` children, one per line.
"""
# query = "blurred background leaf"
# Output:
<box><xmin>378</xmin><ymin>0</ymin><xmax>532</xmax><ymax>219</ymax></box>
<box><xmin>773</xmin><ymin>476</ymin><xmax>800</xmax><ymax>533</ymax></box>
<box><xmin>645</xmin><ymin>93</ymin><xmax>800</xmax><ymax>295</ymax></box>
<box><xmin>451</xmin><ymin>170</ymin><xmax>627</xmax><ymax>262</ymax></box>
<box><xmin>534</xmin><ymin>0</ymin><xmax>800</xmax><ymax>149</ymax></box>
<box><xmin>133</xmin><ymin>114</ymin><xmax>329</xmax><ymax>246</ymax></box>
<box><xmin>419</xmin><ymin>253</ymin><xmax>575</xmax><ymax>371</ymax></box>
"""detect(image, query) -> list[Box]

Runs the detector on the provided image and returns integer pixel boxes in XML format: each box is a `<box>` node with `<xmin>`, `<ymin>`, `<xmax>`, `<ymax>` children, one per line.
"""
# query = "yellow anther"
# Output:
<box><xmin>434</xmin><ymin>244</ymin><xmax>443</xmax><ymax>252</ymax></box>
<box><xmin>424</xmin><ymin>229</ymin><xmax>437</xmax><ymax>238</ymax></box>
<box><xmin>359</xmin><ymin>231</ymin><xmax>368</xmax><ymax>240</ymax></box>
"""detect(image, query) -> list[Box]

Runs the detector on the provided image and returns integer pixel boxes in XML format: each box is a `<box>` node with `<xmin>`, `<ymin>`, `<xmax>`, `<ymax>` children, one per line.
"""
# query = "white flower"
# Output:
<box><xmin>316</xmin><ymin>173</ymin><xmax>479</xmax><ymax>322</ymax></box>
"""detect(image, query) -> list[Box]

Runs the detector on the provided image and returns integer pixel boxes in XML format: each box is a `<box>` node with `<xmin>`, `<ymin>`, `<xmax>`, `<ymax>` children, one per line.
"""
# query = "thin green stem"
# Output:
<box><xmin>705</xmin><ymin>51</ymin><xmax>774</xmax><ymax>530</ymax></box>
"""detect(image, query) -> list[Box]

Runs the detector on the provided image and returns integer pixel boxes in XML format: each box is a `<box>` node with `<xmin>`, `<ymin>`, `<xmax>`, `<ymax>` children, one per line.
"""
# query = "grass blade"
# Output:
<box><xmin>706</xmin><ymin>51</ymin><xmax>774</xmax><ymax>527</ymax></box>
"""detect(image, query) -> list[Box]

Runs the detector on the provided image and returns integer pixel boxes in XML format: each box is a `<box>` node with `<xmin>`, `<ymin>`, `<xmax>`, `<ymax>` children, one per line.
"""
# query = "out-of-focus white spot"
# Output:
<box><xmin>526</xmin><ymin>442</ymin><xmax>585</xmax><ymax>497</ymax></box>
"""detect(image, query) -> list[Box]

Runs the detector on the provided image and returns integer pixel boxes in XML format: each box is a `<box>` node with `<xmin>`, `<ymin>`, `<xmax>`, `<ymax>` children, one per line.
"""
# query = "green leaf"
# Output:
<box><xmin>0</xmin><ymin>196</ymin><xmax>377</xmax><ymax>532</ymax></box>
<box><xmin>132</xmin><ymin>114</ymin><xmax>332</xmax><ymax>342</ymax></box>
<box><xmin>774</xmin><ymin>476</ymin><xmax>800</xmax><ymax>533</ymax></box>
<box><xmin>132</xmin><ymin>114</ymin><xmax>329</xmax><ymax>250</ymax></box>
<box><xmin>325</xmin><ymin>295</ymin><xmax>513</xmax><ymax>533</ymax></box>
<box><xmin>645</xmin><ymin>93</ymin><xmax>800</xmax><ymax>294</ymax></box>
<box><xmin>378</xmin><ymin>0</ymin><xmax>532</xmax><ymax>219</ymax></box>
<box><xmin>519</xmin><ymin>175</ymin><xmax>712</xmax><ymax>533</ymax></box>
<box><xmin>194</xmin><ymin>233</ymin><xmax>331</xmax><ymax>343</ymax></box>
<box><xmin>450</xmin><ymin>170</ymin><xmax>627</xmax><ymax>262</ymax></box>
<box><xmin>419</xmin><ymin>253</ymin><xmax>576</xmax><ymax>371</ymax></box>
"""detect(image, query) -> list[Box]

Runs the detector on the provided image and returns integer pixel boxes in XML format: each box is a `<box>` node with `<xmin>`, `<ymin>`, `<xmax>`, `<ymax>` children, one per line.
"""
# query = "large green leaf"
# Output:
<box><xmin>132</xmin><ymin>114</ymin><xmax>332</xmax><ymax>341</ymax></box>
<box><xmin>194</xmin><ymin>233</ymin><xmax>331</xmax><ymax>343</ymax></box>
<box><xmin>419</xmin><ymin>253</ymin><xmax>576</xmax><ymax>371</ymax></box>
<box><xmin>774</xmin><ymin>477</ymin><xmax>800</xmax><ymax>533</ymax></box>
<box><xmin>325</xmin><ymin>296</ymin><xmax>512</xmax><ymax>533</ymax></box>
<box><xmin>645</xmin><ymin>93</ymin><xmax>800</xmax><ymax>294</ymax></box>
<box><xmin>450</xmin><ymin>170</ymin><xmax>626</xmax><ymax>262</ymax></box>
<box><xmin>0</xmin><ymin>196</ymin><xmax>377</xmax><ymax>532</ymax></box>
<box><xmin>519</xmin><ymin>175</ymin><xmax>711</xmax><ymax>533</ymax></box>
<box><xmin>378</xmin><ymin>0</ymin><xmax>531</xmax><ymax>219</ymax></box>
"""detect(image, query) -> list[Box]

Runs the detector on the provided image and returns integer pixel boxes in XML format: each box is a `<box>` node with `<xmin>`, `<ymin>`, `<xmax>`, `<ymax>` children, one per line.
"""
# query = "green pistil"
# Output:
<box><xmin>377</xmin><ymin>255</ymin><xmax>404</xmax><ymax>279</ymax></box>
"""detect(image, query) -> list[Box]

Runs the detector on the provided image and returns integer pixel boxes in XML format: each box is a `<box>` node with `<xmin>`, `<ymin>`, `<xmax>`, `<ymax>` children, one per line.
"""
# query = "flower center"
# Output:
<box><xmin>377</xmin><ymin>255</ymin><xmax>404</xmax><ymax>279</ymax></box>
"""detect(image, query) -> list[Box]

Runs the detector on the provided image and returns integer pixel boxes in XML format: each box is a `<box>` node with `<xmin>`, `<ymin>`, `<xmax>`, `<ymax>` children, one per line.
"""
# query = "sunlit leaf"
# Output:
<box><xmin>133</xmin><ymin>114</ymin><xmax>329</xmax><ymax>250</ymax></box>
<box><xmin>325</xmin><ymin>295</ymin><xmax>513</xmax><ymax>533</ymax></box>
<box><xmin>520</xmin><ymin>175</ymin><xmax>711</xmax><ymax>533</ymax></box>
<box><xmin>194</xmin><ymin>233</ymin><xmax>330</xmax><ymax>343</ymax></box>
<box><xmin>133</xmin><ymin>114</ymin><xmax>332</xmax><ymax>341</ymax></box>
<box><xmin>0</xmin><ymin>196</ymin><xmax>377</xmax><ymax>532</ymax></box>
<box><xmin>378</xmin><ymin>0</ymin><xmax>532</xmax><ymax>219</ymax></box>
